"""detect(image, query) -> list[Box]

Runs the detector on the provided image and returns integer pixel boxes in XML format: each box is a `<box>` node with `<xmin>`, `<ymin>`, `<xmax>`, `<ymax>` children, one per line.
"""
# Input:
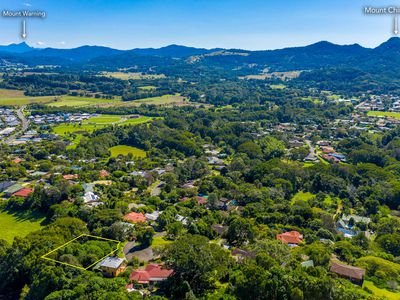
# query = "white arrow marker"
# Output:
<box><xmin>394</xmin><ymin>16</ymin><xmax>399</xmax><ymax>35</ymax></box>
<box><xmin>21</xmin><ymin>20</ymin><xmax>27</xmax><ymax>39</ymax></box>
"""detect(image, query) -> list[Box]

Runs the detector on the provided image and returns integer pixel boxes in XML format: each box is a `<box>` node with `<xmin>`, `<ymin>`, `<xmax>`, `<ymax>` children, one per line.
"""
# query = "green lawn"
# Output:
<box><xmin>152</xmin><ymin>236</ymin><xmax>172</xmax><ymax>247</ymax></box>
<box><xmin>0</xmin><ymin>210</ymin><xmax>45</xmax><ymax>244</ymax></box>
<box><xmin>291</xmin><ymin>191</ymin><xmax>334</xmax><ymax>206</ymax></box>
<box><xmin>291</xmin><ymin>191</ymin><xmax>315</xmax><ymax>204</ymax></box>
<box><xmin>109</xmin><ymin>145</ymin><xmax>146</xmax><ymax>158</ymax></box>
<box><xmin>368</xmin><ymin>111</ymin><xmax>400</xmax><ymax>119</ymax></box>
<box><xmin>363</xmin><ymin>280</ymin><xmax>400</xmax><ymax>300</ymax></box>
<box><xmin>47</xmin><ymin>96</ymin><xmax>119</xmax><ymax>107</ymax></box>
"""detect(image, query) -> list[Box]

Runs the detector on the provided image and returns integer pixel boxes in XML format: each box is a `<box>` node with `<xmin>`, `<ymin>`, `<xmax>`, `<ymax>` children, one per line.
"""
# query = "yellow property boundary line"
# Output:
<box><xmin>41</xmin><ymin>234</ymin><xmax>121</xmax><ymax>271</ymax></box>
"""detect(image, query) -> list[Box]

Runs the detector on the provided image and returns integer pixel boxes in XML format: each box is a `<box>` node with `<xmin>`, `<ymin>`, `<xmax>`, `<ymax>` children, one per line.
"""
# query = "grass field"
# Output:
<box><xmin>47</xmin><ymin>96</ymin><xmax>119</xmax><ymax>107</ymax></box>
<box><xmin>53</xmin><ymin>115</ymin><xmax>153</xmax><ymax>137</ymax></box>
<box><xmin>109</xmin><ymin>145</ymin><xmax>146</xmax><ymax>158</ymax></box>
<box><xmin>138</xmin><ymin>85</ymin><xmax>157</xmax><ymax>90</ymax></box>
<box><xmin>0</xmin><ymin>209</ymin><xmax>45</xmax><ymax>244</ymax></box>
<box><xmin>270</xmin><ymin>84</ymin><xmax>286</xmax><ymax>89</ymax></box>
<box><xmin>120</xmin><ymin>94</ymin><xmax>187</xmax><ymax>106</ymax></box>
<box><xmin>0</xmin><ymin>88</ymin><xmax>56</xmax><ymax>106</ymax></box>
<box><xmin>367</xmin><ymin>111</ymin><xmax>400</xmax><ymax>119</ymax></box>
<box><xmin>152</xmin><ymin>235</ymin><xmax>172</xmax><ymax>247</ymax></box>
<box><xmin>291</xmin><ymin>191</ymin><xmax>334</xmax><ymax>206</ymax></box>
<box><xmin>0</xmin><ymin>90</ymin><xmax>120</xmax><ymax>107</ymax></box>
<box><xmin>363</xmin><ymin>281</ymin><xmax>400</xmax><ymax>300</ymax></box>
<box><xmin>100</xmin><ymin>72</ymin><xmax>166</xmax><ymax>80</ymax></box>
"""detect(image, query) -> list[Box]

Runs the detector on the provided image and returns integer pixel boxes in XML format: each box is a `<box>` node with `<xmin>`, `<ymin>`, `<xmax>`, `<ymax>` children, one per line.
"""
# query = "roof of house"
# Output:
<box><xmin>4</xmin><ymin>183</ymin><xmax>24</xmax><ymax>194</ymax></box>
<box><xmin>99</xmin><ymin>256</ymin><xmax>125</xmax><ymax>269</ymax></box>
<box><xmin>99</xmin><ymin>170</ymin><xmax>109</xmax><ymax>177</ymax></box>
<box><xmin>129</xmin><ymin>264</ymin><xmax>173</xmax><ymax>283</ymax></box>
<box><xmin>329</xmin><ymin>261</ymin><xmax>365</xmax><ymax>280</ymax></box>
<box><xmin>276</xmin><ymin>231</ymin><xmax>303</xmax><ymax>244</ymax></box>
<box><xmin>12</xmin><ymin>188</ymin><xmax>33</xmax><ymax>198</ymax></box>
<box><xmin>342</xmin><ymin>214</ymin><xmax>371</xmax><ymax>224</ymax></box>
<box><xmin>145</xmin><ymin>264</ymin><xmax>173</xmax><ymax>279</ymax></box>
<box><xmin>123</xmin><ymin>212</ymin><xmax>146</xmax><ymax>223</ymax></box>
<box><xmin>129</xmin><ymin>270</ymin><xmax>151</xmax><ymax>283</ymax></box>
<box><xmin>63</xmin><ymin>174</ymin><xmax>79</xmax><ymax>180</ymax></box>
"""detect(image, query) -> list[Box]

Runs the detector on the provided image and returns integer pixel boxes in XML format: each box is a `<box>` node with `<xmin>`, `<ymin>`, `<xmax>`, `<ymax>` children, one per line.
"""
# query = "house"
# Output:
<box><xmin>12</xmin><ymin>157</ymin><xmax>22</xmax><ymax>164</ymax></box>
<box><xmin>197</xmin><ymin>196</ymin><xmax>208</xmax><ymax>205</ymax></box>
<box><xmin>12</xmin><ymin>188</ymin><xmax>33</xmax><ymax>198</ymax></box>
<box><xmin>301</xmin><ymin>260</ymin><xmax>314</xmax><ymax>268</ymax></box>
<box><xmin>329</xmin><ymin>261</ymin><xmax>365</xmax><ymax>285</ymax></box>
<box><xmin>3</xmin><ymin>183</ymin><xmax>24</xmax><ymax>197</ymax></box>
<box><xmin>321</xmin><ymin>146</ymin><xmax>335</xmax><ymax>154</ymax></box>
<box><xmin>83</xmin><ymin>192</ymin><xmax>100</xmax><ymax>203</ymax></box>
<box><xmin>124</xmin><ymin>212</ymin><xmax>146</xmax><ymax>223</ymax></box>
<box><xmin>336</xmin><ymin>214</ymin><xmax>371</xmax><ymax>238</ymax></box>
<box><xmin>129</xmin><ymin>264</ymin><xmax>173</xmax><ymax>285</ymax></box>
<box><xmin>276</xmin><ymin>231</ymin><xmax>303</xmax><ymax>246</ymax></box>
<box><xmin>231</xmin><ymin>248</ymin><xmax>256</xmax><ymax>262</ymax></box>
<box><xmin>212</xmin><ymin>224</ymin><xmax>228</xmax><ymax>235</ymax></box>
<box><xmin>63</xmin><ymin>174</ymin><xmax>79</xmax><ymax>180</ymax></box>
<box><xmin>98</xmin><ymin>256</ymin><xmax>126</xmax><ymax>277</ymax></box>
<box><xmin>99</xmin><ymin>170</ymin><xmax>109</xmax><ymax>178</ymax></box>
<box><xmin>145</xmin><ymin>211</ymin><xmax>162</xmax><ymax>221</ymax></box>
<box><xmin>0</xmin><ymin>181</ymin><xmax>16</xmax><ymax>193</ymax></box>
<box><xmin>304</xmin><ymin>154</ymin><xmax>318</xmax><ymax>162</ymax></box>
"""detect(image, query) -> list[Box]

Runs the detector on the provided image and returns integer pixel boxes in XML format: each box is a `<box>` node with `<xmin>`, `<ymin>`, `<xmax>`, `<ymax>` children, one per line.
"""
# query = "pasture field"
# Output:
<box><xmin>270</xmin><ymin>84</ymin><xmax>286</xmax><ymax>89</ymax></box>
<box><xmin>138</xmin><ymin>85</ymin><xmax>157</xmax><ymax>90</ymax></box>
<box><xmin>363</xmin><ymin>281</ymin><xmax>400</xmax><ymax>300</ymax></box>
<box><xmin>46</xmin><ymin>96</ymin><xmax>118</xmax><ymax>107</ymax></box>
<box><xmin>367</xmin><ymin>111</ymin><xmax>400</xmax><ymax>119</ymax></box>
<box><xmin>0</xmin><ymin>209</ymin><xmax>46</xmax><ymax>244</ymax></box>
<box><xmin>0</xmin><ymin>88</ymin><xmax>56</xmax><ymax>106</ymax></box>
<box><xmin>128</xmin><ymin>94</ymin><xmax>186</xmax><ymax>105</ymax></box>
<box><xmin>53</xmin><ymin>115</ymin><xmax>153</xmax><ymax>147</ymax></box>
<box><xmin>109</xmin><ymin>145</ymin><xmax>146</xmax><ymax>158</ymax></box>
<box><xmin>100</xmin><ymin>72</ymin><xmax>165</xmax><ymax>80</ymax></box>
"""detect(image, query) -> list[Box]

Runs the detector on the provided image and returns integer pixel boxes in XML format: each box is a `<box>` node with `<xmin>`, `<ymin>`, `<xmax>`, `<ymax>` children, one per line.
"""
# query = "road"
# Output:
<box><xmin>5</xmin><ymin>106</ymin><xmax>29</xmax><ymax>144</ymax></box>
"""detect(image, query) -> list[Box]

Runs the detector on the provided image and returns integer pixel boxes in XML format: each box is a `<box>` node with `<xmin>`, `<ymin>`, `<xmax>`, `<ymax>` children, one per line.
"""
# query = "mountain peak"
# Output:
<box><xmin>0</xmin><ymin>42</ymin><xmax>34</xmax><ymax>53</ymax></box>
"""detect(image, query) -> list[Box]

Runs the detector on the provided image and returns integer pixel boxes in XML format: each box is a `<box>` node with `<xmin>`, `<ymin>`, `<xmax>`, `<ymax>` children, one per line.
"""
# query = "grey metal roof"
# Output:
<box><xmin>99</xmin><ymin>256</ymin><xmax>124</xmax><ymax>269</ymax></box>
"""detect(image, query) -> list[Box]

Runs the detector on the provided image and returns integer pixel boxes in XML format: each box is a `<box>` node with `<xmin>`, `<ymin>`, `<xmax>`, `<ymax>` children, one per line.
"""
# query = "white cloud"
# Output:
<box><xmin>36</xmin><ymin>41</ymin><xmax>45</xmax><ymax>46</ymax></box>
<box><xmin>23</xmin><ymin>2</ymin><xmax>32</xmax><ymax>7</ymax></box>
<box><xmin>58</xmin><ymin>41</ymin><xmax>66</xmax><ymax>46</ymax></box>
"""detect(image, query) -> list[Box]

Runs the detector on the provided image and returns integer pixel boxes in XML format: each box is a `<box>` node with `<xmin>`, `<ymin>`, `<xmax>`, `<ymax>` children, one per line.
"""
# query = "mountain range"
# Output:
<box><xmin>1</xmin><ymin>38</ymin><xmax>400</xmax><ymax>73</ymax></box>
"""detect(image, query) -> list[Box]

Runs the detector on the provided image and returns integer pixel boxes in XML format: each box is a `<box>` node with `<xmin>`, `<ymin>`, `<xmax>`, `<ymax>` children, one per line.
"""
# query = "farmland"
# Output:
<box><xmin>0</xmin><ymin>209</ymin><xmax>45</xmax><ymax>244</ymax></box>
<box><xmin>100</xmin><ymin>72</ymin><xmax>166</xmax><ymax>80</ymax></box>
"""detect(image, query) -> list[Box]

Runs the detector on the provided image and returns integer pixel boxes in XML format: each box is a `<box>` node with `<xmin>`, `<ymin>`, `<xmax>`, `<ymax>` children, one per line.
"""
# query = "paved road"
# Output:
<box><xmin>5</xmin><ymin>106</ymin><xmax>29</xmax><ymax>144</ymax></box>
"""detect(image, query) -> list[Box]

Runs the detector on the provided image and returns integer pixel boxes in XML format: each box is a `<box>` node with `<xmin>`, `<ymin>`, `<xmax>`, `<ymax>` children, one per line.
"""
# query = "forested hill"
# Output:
<box><xmin>2</xmin><ymin>38</ymin><xmax>400</xmax><ymax>76</ymax></box>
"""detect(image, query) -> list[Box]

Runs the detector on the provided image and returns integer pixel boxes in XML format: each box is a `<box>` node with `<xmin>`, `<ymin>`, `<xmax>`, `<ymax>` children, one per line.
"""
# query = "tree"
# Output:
<box><xmin>161</xmin><ymin>234</ymin><xmax>232</xmax><ymax>297</ymax></box>
<box><xmin>226</xmin><ymin>218</ymin><xmax>255</xmax><ymax>246</ymax></box>
<box><xmin>136</xmin><ymin>226</ymin><xmax>155</xmax><ymax>248</ymax></box>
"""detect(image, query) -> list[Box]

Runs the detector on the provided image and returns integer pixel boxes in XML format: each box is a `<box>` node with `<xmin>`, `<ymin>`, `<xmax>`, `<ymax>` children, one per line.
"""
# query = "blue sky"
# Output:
<box><xmin>0</xmin><ymin>0</ymin><xmax>397</xmax><ymax>50</ymax></box>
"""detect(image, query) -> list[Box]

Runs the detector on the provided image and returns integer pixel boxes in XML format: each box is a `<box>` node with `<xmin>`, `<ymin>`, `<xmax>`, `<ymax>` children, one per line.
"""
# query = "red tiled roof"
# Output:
<box><xmin>129</xmin><ymin>270</ymin><xmax>150</xmax><ymax>283</ymax></box>
<box><xmin>330</xmin><ymin>261</ymin><xmax>365</xmax><ymax>280</ymax></box>
<box><xmin>145</xmin><ymin>264</ymin><xmax>173</xmax><ymax>279</ymax></box>
<box><xmin>276</xmin><ymin>231</ymin><xmax>303</xmax><ymax>244</ymax></box>
<box><xmin>129</xmin><ymin>264</ymin><xmax>173</xmax><ymax>284</ymax></box>
<box><xmin>12</xmin><ymin>158</ymin><xmax>22</xmax><ymax>164</ymax></box>
<box><xmin>12</xmin><ymin>188</ymin><xmax>33</xmax><ymax>198</ymax></box>
<box><xmin>197</xmin><ymin>196</ymin><xmax>207</xmax><ymax>205</ymax></box>
<box><xmin>124</xmin><ymin>212</ymin><xmax>146</xmax><ymax>223</ymax></box>
<box><xmin>63</xmin><ymin>174</ymin><xmax>79</xmax><ymax>180</ymax></box>
<box><xmin>99</xmin><ymin>170</ymin><xmax>109</xmax><ymax>177</ymax></box>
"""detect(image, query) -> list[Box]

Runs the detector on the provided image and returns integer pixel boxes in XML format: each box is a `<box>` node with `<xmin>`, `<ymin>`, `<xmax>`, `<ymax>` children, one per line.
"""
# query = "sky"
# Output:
<box><xmin>0</xmin><ymin>0</ymin><xmax>397</xmax><ymax>50</ymax></box>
